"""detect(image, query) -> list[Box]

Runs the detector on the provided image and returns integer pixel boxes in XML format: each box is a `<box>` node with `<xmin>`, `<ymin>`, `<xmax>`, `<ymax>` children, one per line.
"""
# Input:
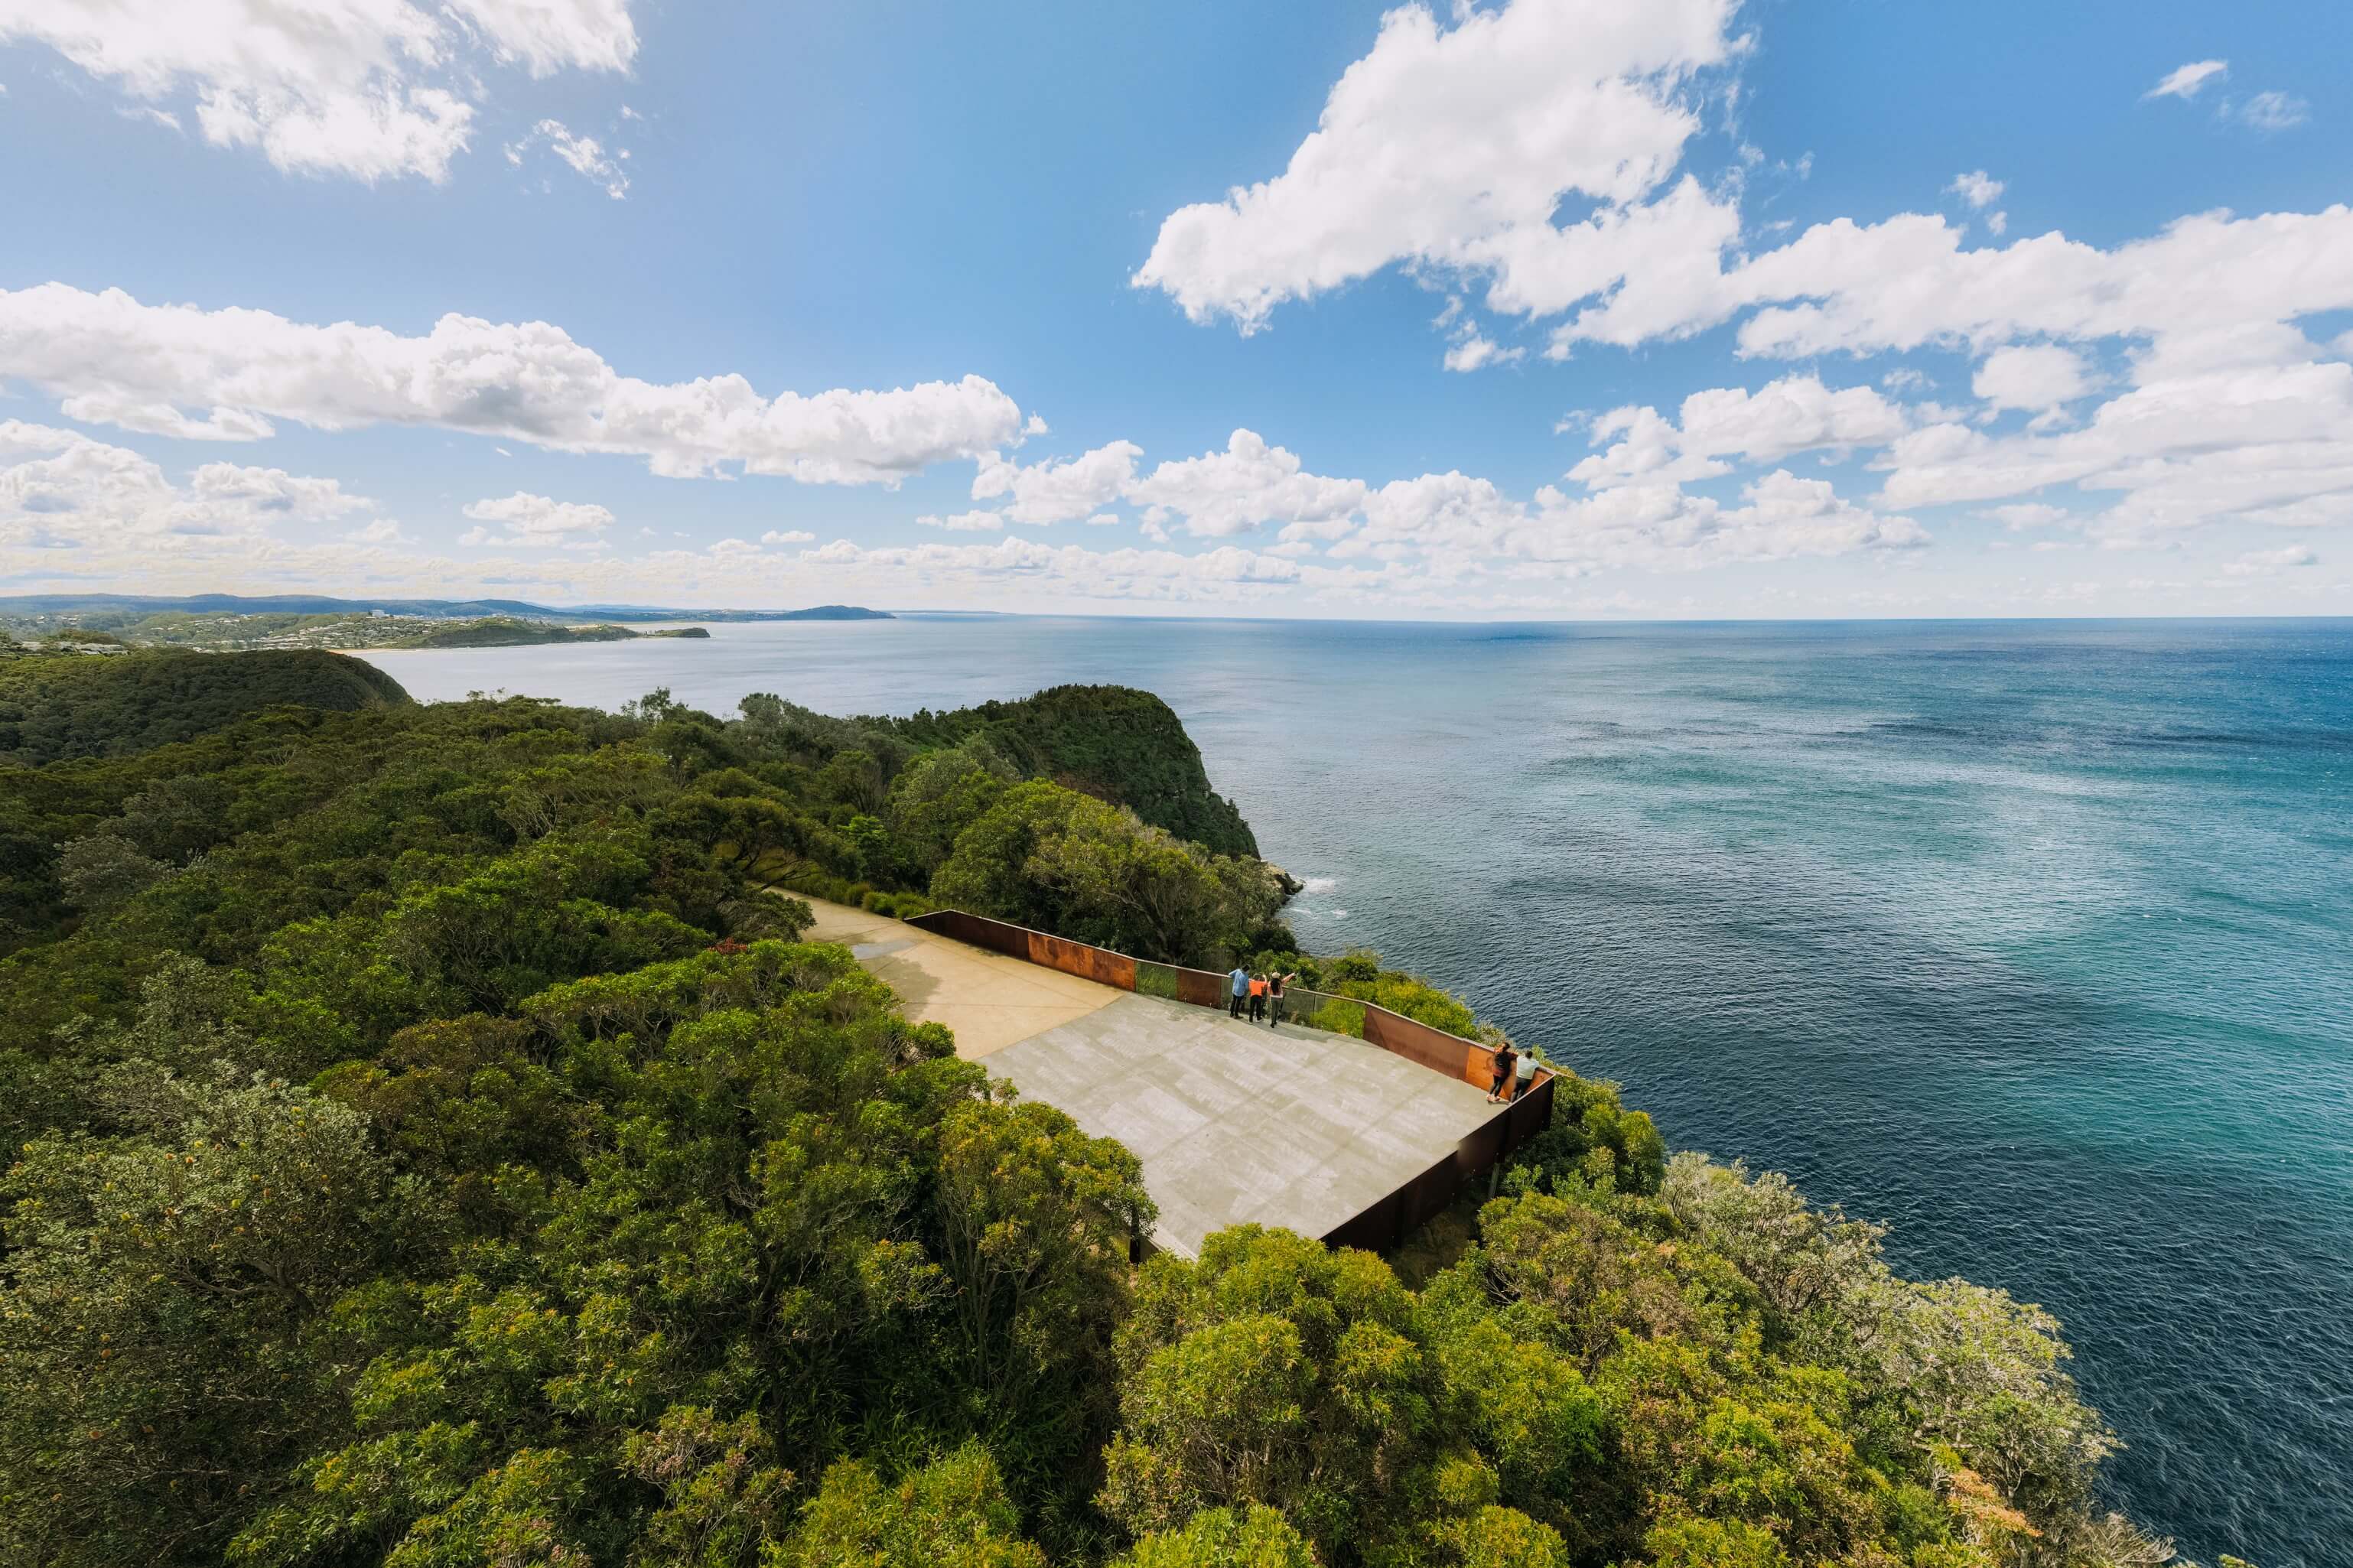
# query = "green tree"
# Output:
<box><xmin>0</xmin><ymin>1068</ymin><xmax>424</xmax><ymax>1568</ymax></box>
<box><xmin>932</xmin><ymin>781</ymin><xmax>1283</xmax><ymax>966</ymax></box>
<box><xmin>780</xmin><ymin>1446</ymin><xmax>1045</xmax><ymax>1568</ymax></box>
<box><xmin>57</xmin><ymin>831</ymin><xmax>172</xmax><ymax>913</ymax></box>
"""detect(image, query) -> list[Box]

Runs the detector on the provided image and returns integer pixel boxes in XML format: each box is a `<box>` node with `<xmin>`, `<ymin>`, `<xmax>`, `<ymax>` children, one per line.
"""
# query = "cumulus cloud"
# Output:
<box><xmin>1346</xmin><ymin>465</ymin><xmax>1927</xmax><ymax>577</ymax></box>
<box><xmin>1877</xmin><ymin>358</ymin><xmax>2353</xmax><ymax>535</ymax></box>
<box><xmin>1568</xmin><ymin>375</ymin><xmax>1909</xmax><ymax>487</ymax></box>
<box><xmin>1972</xmin><ymin>344</ymin><xmax>2093</xmax><ymax>413</ymax></box>
<box><xmin>916</xmin><ymin>510</ymin><xmax>1006</xmax><ymax>532</ymax></box>
<box><xmin>0</xmin><ymin>284</ymin><xmax>1027</xmax><ymax>484</ymax></box>
<box><xmin>1124</xmin><ymin>430</ymin><xmax>1367</xmax><ymax>538</ymax></box>
<box><xmin>506</xmin><ymin>119</ymin><xmax>629</xmax><ymax>197</ymax></box>
<box><xmin>0</xmin><ymin>0</ymin><xmax>639</xmax><ymax>183</ymax></box>
<box><xmin>1133</xmin><ymin>0</ymin><xmax>1742</xmax><ymax>334</ymax></box>
<box><xmin>1982</xmin><ymin>503</ymin><xmax>2072</xmax><ymax>531</ymax></box>
<box><xmin>0</xmin><ymin>421</ymin><xmax>372</xmax><ymax>548</ymax></box>
<box><xmin>458</xmin><ymin>491</ymin><xmax>614</xmax><ymax>547</ymax></box>
<box><xmin>2146</xmin><ymin>60</ymin><xmax>2228</xmax><ymax>101</ymax></box>
<box><xmin>1554</xmin><ymin>205</ymin><xmax>2353</xmax><ymax>360</ymax></box>
<box><xmin>1947</xmin><ymin>171</ymin><xmax>2003</xmax><ymax>209</ymax></box>
<box><xmin>760</xmin><ymin>529</ymin><xmax>815</xmax><ymax>545</ymax></box>
<box><xmin>971</xmin><ymin>441</ymin><xmax>1140</xmax><ymax>524</ymax></box>
<box><xmin>1442</xmin><ymin>333</ymin><xmax>1525</xmax><ymax>372</ymax></box>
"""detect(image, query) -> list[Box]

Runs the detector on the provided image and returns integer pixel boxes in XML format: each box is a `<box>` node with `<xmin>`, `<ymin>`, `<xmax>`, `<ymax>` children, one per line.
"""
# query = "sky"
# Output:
<box><xmin>0</xmin><ymin>0</ymin><xmax>2349</xmax><ymax>620</ymax></box>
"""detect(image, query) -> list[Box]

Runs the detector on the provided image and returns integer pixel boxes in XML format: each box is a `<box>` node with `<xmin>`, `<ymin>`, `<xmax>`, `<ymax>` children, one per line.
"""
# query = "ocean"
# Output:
<box><xmin>361</xmin><ymin>616</ymin><xmax>2353</xmax><ymax>1567</ymax></box>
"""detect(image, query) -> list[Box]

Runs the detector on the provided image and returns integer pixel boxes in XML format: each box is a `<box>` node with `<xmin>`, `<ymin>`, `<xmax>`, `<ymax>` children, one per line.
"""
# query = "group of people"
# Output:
<box><xmin>1225</xmin><ymin>964</ymin><xmax>1294</xmax><ymax>1026</ymax></box>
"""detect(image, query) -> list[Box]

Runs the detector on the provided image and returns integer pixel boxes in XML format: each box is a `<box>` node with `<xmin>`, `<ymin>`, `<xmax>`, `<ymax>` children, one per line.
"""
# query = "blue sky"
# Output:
<box><xmin>1</xmin><ymin>0</ymin><xmax>2349</xmax><ymax>617</ymax></box>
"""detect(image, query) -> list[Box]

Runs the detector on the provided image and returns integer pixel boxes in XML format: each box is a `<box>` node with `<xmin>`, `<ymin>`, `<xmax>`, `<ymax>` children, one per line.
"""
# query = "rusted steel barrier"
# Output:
<box><xmin>900</xmin><ymin>906</ymin><xmax>1557</xmax><ymax>1253</ymax></box>
<box><xmin>1321</xmin><ymin>1069</ymin><xmax>1557</xmax><ymax>1254</ymax></box>
<box><xmin>909</xmin><ymin>908</ymin><xmax>1137</xmax><ymax>990</ymax></box>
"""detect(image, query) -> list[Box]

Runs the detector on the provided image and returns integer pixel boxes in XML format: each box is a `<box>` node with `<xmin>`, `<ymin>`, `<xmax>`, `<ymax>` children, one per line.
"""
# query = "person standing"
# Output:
<box><xmin>1228</xmin><ymin>962</ymin><xmax>1249</xmax><ymax>1019</ymax></box>
<box><xmin>1248</xmin><ymin>972</ymin><xmax>1268</xmax><ymax>1023</ymax></box>
<box><xmin>1487</xmin><ymin>1042</ymin><xmax>1519</xmax><ymax>1104</ymax></box>
<box><xmin>1266</xmin><ymin>970</ymin><xmax>1290</xmax><ymax>1027</ymax></box>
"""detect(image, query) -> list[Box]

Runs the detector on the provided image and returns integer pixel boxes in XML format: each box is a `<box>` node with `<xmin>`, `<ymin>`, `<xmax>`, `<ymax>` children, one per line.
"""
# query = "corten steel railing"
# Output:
<box><xmin>902</xmin><ymin>908</ymin><xmax>1556</xmax><ymax>1254</ymax></box>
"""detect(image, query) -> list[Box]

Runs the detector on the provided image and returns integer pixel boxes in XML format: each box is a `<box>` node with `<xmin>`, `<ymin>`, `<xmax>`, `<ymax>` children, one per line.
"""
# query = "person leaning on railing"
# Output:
<box><xmin>1486</xmin><ymin>1039</ymin><xmax>1520</xmax><ymax>1104</ymax></box>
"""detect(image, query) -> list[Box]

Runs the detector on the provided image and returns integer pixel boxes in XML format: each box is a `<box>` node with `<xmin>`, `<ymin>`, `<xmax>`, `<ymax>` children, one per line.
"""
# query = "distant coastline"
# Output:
<box><xmin>0</xmin><ymin>597</ymin><xmax>889</xmax><ymax>655</ymax></box>
<box><xmin>0</xmin><ymin>591</ymin><xmax>893</xmax><ymax>626</ymax></box>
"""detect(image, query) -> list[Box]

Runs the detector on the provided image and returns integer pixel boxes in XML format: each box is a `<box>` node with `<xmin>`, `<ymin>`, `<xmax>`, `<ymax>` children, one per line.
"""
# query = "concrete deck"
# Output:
<box><xmin>799</xmin><ymin>896</ymin><xmax>1118</xmax><ymax>1057</ymax></box>
<box><xmin>986</xmin><ymin>991</ymin><xmax>1499</xmax><ymax>1257</ymax></box>
<box><xmin>797</xmin><ymin>897</ymin><xmax>1499</xmax><ymax>1258</ymax></box>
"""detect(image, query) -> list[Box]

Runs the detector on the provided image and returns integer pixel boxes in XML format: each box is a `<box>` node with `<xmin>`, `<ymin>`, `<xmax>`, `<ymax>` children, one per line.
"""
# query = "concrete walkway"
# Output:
<box><xmin>798</xmin><ymin>896</ymin><xmax>1118</xmax><ymax>1058</ymax></box>
<box><xmin>796</xmin><ymin>896</ymin><xmax>1499</xmax><ymax>1258</ymax></box>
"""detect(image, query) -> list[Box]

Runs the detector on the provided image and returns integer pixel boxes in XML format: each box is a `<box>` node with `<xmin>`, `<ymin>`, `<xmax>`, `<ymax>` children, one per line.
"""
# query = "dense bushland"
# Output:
<box><xmin>0</xmin><ymin>657</ymin><xmax>2199</xmax><ymax>1568</ymax></box>
<box><xmin>0</xmin><ymin>648</ymin><xmax>408</xmax><ymax>764</ymax></box>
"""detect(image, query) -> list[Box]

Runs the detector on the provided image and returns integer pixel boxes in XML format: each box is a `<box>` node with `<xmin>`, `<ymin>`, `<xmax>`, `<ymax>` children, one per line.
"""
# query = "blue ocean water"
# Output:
<box><xmin>365</xmin><ymin>617</ymin><xmax>2353</xmax><ymax>1567</ymax></box>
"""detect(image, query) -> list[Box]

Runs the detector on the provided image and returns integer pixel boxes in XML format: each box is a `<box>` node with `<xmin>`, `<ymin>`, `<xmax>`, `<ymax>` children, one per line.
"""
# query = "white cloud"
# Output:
<box><xmin>0</xmin><ymin>421</ymin><xmax>371</xmax><ymax>546</ymax></box>
<box><xmin>0</xmin><ymin>284</ymin><xmax>1027</xmax><ymax>485</ymax></box>
<box><xmin>2222</xmin><ymin>544</ymin><xmax>2316</xmax><ymax>576</ymax></box>
<box><xmin>1124</xmin><ymin>429</ymin><xmax>1367</xmax><ymax>538</ymax></box>
<box><xmin>506</xmin><ymin>118</ymin><xmax>628</xmax><ymax>198</ymax></box>
<box><xmin>1972</xmin><ymin>344</ymin><xmax>2092</xmax><ymax>412</ymax></box>
<box><xmin>458</xmin><ymin>490</ymin><xmax>613</xmax><ymax>547</ymax></box>
<box><xmin>2145</xmin><ymin>60</ymin><xmax>2228</xmax><ymax>101</ymax></box>
<box><xmin>2238</xmin><ymin>91</ymin><xmax>2309</xmax><ymax>133</ymax></box>
<box><xmin>1948</xmin><ymin>171</ymin><xmax>2003</xmax><ymax>209</ymax></box>
<box><xmin>1132</xmin><ymin>0</ymin><xmax>1742</xmax><ymax>334</ymax></box>
<box><xmin>120</xmin><ymin>104</ymin><xmax>183</xmax><ymax>134</ymax></box>
<box><xmin>1879</xmin><ymin>359</ymin><xmax>2353</xmax><ymax>536</ymax></box>
<box><xmin>971</xmin><ymin>441</ymin><xmax>1140</xmax><ymax>524</ymax></box>
<box><xmin>57</xmin><ymin>391</ymin><xmax>275</xmax><ymax>441</ymax></box>
<box><xmin>783</xmin><ymin>533</ymin><xmax>1307</xmax><ymax>605</ymax></box>
<box><xmin>1442</xmin><ymin>333</ymin><xmax>1525</xmax><ymax>372</ymax></box>
<box><xmin>0</xmin><ymin>0</ymin><xmax>638</xmax><ymax>183</ymax></box>
<box><xmin>760</xmin><ymin>529</ymin><xmax>815</xmax><ymax>545</ymax></box>
<box><xmin>1982</xmin><ymin>503</ymin><xmax>2071</xmax><ymax>531</ymax></box>
<box><xmin>1554</xmin><ymin>203</ymin><xmax>2353</xmax><ymax>363</ymax></box>
<box><xmin>1336</xmin><ymin>461</ymin><xmax>1927</xmax><ymax>577</ymax></box>
<box><xmin>916</xmin><ymin>510</ymin><xmax>1005</xmax><ymax>532</ymax></box>
<box><xmin>1569</xmin><ymin>374</ymin><xmax>1909</xmax><ymax>487</ymax></box>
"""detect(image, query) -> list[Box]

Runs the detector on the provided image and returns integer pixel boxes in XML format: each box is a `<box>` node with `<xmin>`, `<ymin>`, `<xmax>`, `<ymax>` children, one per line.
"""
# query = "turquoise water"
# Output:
<box><xmin>365</xmin><ymin>617</ymin><xmax>2353</xmax><ymax>1566</ymax></box>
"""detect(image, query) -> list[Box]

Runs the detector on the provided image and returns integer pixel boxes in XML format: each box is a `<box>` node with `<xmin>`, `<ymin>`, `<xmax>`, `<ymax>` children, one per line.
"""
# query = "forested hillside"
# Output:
<box><xmin>0</xmin><ymin>657</ymin><xmax>2189</xmax><ymax>1568</ymax></box>
<box><xmin>0</xmin><ymin>649</ymin><xmax>408</xmax><ymax>764</ymax></box>
<box><xmin>876</xmin><ymin>685</ymin><xmax>1261</xmax><ymax>857</ymax></box>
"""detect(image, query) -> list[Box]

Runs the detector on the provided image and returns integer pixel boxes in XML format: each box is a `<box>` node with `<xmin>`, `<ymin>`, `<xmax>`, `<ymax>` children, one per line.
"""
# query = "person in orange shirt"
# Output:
<box><xmin>1247</xmin><ymin>971</ymin><xmax>1268</xmax><ymax>1023</ymax></box>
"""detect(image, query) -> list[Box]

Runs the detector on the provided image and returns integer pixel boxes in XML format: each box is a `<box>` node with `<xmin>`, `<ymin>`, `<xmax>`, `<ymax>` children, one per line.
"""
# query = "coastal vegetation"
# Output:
<box><xmin>0</xmin><ymin>654</ymin><xmax>2200</xmax><ymax>1568</ymax></box>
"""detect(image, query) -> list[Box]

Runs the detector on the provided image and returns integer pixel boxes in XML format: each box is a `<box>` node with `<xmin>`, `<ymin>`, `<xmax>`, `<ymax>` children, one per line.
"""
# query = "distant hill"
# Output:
<box><xmin>0</xmin><ymin>649</ymin><xmax>410</xmax><ymax>766</ymax></box>
<box><xmin>0</xmin><ymin>593</ymin><xmax>891</xmax><ymax>624</ymax></box>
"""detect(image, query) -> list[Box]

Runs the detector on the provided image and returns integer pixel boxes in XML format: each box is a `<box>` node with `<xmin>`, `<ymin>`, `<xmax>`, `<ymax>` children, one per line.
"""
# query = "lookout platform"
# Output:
<box><xmin>799</xmin><ymin>897</ymin><xmax>1546</xmax><ymax>1257</ymax></box>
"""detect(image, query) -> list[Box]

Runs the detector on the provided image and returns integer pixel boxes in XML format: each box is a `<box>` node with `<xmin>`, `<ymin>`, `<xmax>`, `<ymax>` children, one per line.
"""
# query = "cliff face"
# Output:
<box><xmin>874</xmin><ymin>684</ymin><xmax>1260</xmax><ymax>857</ymax></box>
<box><xmin>0</xmin><ymin>649</ymin><xmax>409</xmax><ymax>765</ymax></box>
